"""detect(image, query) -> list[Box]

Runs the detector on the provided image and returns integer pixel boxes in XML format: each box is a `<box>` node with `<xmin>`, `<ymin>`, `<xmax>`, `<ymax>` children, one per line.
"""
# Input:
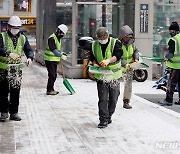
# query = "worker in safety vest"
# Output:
<box><xmin>119</xmin><ymin>25</ymin><xmax>139</xmax><ymax>109</ymax></box>
<box><xmin>159</xmin><ymin>21</ymin><xmax>180</xmax><ymax>106</ymax></box>
<box><xmin>0</xmin><ymin>15</ymin><xmax>34</xmax><ymax>121</ymax></box>
<box><xmin>79</xmin><ymin>27</ymin><xmax>123</xmax><ymax>128</ymax></box>
<box><xmin>44</xmin><ymin>24</ymin><xmax>68</xmax><ymax>95</ymax></box>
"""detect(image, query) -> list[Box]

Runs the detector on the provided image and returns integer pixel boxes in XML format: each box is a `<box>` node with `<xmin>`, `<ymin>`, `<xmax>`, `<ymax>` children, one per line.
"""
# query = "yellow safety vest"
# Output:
<box><xmin>44</xmin><ymin>33</ymin><xmax>61</xmax><ymax>62</ymax></box>
<box><xmin>167</xmin><ymin>34</ymin><xmax>180</xmax><ymax>69</ymax></box>
<box><xmin>92</xmin><ymin>37</ymin><xmax>122</xmax><ymax>80</ymax></box>
<box><xmin>0</xmin><ymin>32</ymin><xmax>25</xmax><ymax>70</ymax></box>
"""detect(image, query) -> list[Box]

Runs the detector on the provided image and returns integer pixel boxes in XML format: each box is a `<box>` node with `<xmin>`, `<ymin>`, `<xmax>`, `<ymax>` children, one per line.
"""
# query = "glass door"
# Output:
<box><xmin>77</xmin><ymin>2</ymin><xmax>120</xmax><ymax>64</ymax></box>
<box><xmin>153</xmin><ymin>1</ymin><xmax>180</xmax><ymax>57</ymax></box>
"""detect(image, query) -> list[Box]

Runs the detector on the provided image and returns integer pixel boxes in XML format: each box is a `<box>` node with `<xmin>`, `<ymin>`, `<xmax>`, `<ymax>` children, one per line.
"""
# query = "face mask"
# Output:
<box><xmin>169</xmin><ymin>32</ymin><xmax>176</xmax><ymax>37</ymax></box>
<box><xmin>10</xmin><ymin>28</ymin><xmax>19</xmax><ymax>35</ymax></box>
<box><xmin>57</xmin><ymin>33</ymin><xmax>64</xmax><ymax>39</ymax></box>
<box><xmin>98</xmin><ymin>39</ymin><xmax>108</xmax><ymax>44</ymax></box>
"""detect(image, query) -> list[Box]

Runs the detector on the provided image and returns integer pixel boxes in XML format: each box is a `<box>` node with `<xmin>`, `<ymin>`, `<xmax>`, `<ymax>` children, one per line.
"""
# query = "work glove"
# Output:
<box><xmin>134</xmin><ymin>59</ymin><xmax>138</xmax><ymax>63</ymax></box>
<box><xmin>9</xmin><ymin>53</ymin><xmax>21</xmax><ymax>61</ymax></box>
<box><xmin>99</xmin><ymin>59</ymin><xmax>110</xmax><ymax>67</ymax></box>
<box><xmin>61</xmin><ymin>52</ymin><xmax>67</xmax><ymax>60</ymax></box>
<box><xmin>125</xmin><ymin>63</ymin><xmax>131</xmax><ymax>71</ymax></box>
<box><xmin>26</xmin><ymin>58</ymin><xmax>32</xmax><ymax>67</ymax></box>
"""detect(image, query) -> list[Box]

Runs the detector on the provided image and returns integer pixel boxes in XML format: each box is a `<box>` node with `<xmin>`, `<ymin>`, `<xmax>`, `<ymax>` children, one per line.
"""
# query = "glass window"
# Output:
<box><xmin>14</xmin><ymin>0</ymin><xmax>31</xmax><ymax>12</ymax></box>
<box><xmin>153</xmin><ymin>2</ymin><xmax>180</xmax><ymax>57</ymax></box>
<box><xmin>77</xmin><ymin>3</ymin><xmax>120</xmax><ymax>64</ymax></box>
<box><xmin>56</xmin><ymin>1</ymin><xmax>72</xmax><ymax>63</ymax></box>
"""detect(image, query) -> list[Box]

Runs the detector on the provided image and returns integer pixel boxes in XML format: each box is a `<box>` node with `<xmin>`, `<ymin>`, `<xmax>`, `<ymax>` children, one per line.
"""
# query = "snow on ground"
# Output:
<box><xmin>7</xmin><ymin>62</ymin><xmax>179</xmax><ymax>154</ymax></box>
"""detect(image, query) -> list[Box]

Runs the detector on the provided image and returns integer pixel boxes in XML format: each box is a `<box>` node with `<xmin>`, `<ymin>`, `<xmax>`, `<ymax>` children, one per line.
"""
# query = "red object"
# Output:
<box><xmin>90</xmin><ymin>22</ymin><xmax>95</xmax><ymax>27</ymax></box>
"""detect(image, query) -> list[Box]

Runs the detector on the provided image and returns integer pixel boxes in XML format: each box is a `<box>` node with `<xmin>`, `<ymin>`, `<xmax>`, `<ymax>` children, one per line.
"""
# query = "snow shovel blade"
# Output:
<box><xmin>63</xmin><ymin>78</ymin><xmax>75</xmax><ymax>95</ymax></box>
<box><xmin>140</xmin><ymin>56</ymin><xmax>164</xmax><ymax>62</ymax></box>
<box><xmin>140</xmin><ymin>62</ymin><xmax>149</xmax><ymax>68</ymax></box>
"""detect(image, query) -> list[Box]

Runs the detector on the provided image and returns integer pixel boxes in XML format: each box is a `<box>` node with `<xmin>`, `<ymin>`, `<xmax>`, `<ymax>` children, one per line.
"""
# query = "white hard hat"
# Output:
<box><xmin>8</xmin><ymin>15</ymin><xmax>22</xmax><ymax>27</ymax></box>
<box><xmin>58</xmin><ymin>24</ymin><xmax>68</xmax><ymax>35</ymax></box>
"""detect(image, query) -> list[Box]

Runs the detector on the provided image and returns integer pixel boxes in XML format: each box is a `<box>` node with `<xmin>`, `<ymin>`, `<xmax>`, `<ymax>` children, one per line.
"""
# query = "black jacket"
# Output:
<box><xmin>0</xmin><ymin>30</ymin><xmax>34</xmax><ymax>61</ymax></box>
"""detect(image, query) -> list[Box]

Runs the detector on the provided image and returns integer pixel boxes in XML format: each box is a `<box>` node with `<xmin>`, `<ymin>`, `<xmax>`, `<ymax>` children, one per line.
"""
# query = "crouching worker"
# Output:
<box><xmin>0</xmin><ymin>15</ymin><xmax>34</xmax><ymax>121</ymax></box>
<box><xmin>79</xmin><ymin>27</ymin><xmax>123</xmax><ymax>128</ymax></box>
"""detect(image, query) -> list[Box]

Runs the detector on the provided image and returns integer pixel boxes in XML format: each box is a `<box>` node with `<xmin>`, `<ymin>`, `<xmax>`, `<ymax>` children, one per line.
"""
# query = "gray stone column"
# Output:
<box><xmin>134</xmin><ymin>0</ymin><xmax>154</xmax><ymax>80</ymax></box>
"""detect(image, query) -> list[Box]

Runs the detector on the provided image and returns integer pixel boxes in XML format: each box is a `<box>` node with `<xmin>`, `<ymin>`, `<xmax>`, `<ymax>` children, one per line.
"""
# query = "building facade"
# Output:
<box><xmin>0</xmin><ymin>0</ymin><xmax>37</xmax><ymax>49</ymax></box>
<box><xmin>2</xmin><ymin>0</ymin><xmax>179</xmax><ymax>79</ymax></box>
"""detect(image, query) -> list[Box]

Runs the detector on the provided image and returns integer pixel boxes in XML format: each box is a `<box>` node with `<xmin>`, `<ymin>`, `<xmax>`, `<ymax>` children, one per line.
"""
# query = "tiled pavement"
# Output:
<box><xmin>1</xmin><ymin>62</ymin><xmax>180</xmax><ymax>154</ymax></box>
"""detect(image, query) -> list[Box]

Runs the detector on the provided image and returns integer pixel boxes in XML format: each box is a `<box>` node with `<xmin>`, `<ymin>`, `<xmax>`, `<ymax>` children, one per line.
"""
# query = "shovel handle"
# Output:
<box><xmin>60</xmin><ymin>61</ymin><xmax>65</xmax><ymax>79</ymax></box>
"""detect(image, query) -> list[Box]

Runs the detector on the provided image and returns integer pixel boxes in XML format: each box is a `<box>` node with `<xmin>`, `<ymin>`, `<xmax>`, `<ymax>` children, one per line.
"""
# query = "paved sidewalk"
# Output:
<box><xmin>0</xmin><ymin>62</ymin><xmax>180</xmax><ymax>154</ymax></box>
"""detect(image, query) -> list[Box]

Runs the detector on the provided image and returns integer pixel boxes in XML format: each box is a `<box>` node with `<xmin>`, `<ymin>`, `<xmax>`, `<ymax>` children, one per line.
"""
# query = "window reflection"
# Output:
<box><xmin>153</xmin><ymin>1</ymin><xmax>180</xmax><ymax>57</ymax></box>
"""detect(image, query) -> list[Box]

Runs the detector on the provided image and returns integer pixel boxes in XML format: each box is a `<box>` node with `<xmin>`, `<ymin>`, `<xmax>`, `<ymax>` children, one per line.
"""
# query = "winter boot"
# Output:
<box><xmin>0</xmin><ymin>113</ymin><xmax>9</xmax><ymax>121</ymax></box>
<box><xmin>175</xmin><ymin>100</ymin><xmax>180</xmax><ymax>105</ymax></box>
<box><xmin>123</xmin><ymin>99</ymin><xmax>132</xmax><ymax>109</ymax></box>
<box><xmin>10</xmin><ymin>113</ymin><xmax>21</xmax><ymax>121</ymax></box>
<box><xmin>158</xmin><ymin>99</ymin><xmax>173</xmax><ymax>106</ymax></box>
<box><xmin>98</xmin><ymin>120</ymin><xmax>108</xmax><ymax>128</ymax></box>
<box><xmin>46</xmin><ymin>90</ymin><xmax>59</xmax><ymax>95</ymax></box>
<box><xmin>107</xmin><ymin>117</ymin><xmax>112</xmax><ymax>124</ymax></box>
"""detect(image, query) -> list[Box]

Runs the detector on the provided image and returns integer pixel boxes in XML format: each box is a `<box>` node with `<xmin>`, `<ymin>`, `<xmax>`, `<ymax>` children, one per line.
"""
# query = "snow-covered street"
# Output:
<box><xmin>1</xmin><ymin>62</ymin><xmax>180</xmax><ymax>154</ymax></box>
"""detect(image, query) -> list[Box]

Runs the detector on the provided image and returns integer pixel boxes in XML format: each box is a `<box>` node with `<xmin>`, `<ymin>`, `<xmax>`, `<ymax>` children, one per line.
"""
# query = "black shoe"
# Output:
<box><xmin>10</xmin><ymin>113</ymin><xmax>21</xmax><ymax>121</ymax></box>
<box><xmin>0</xmin><ymin>113</ymin><xmax>9</xmax><ymax>121</ymax></box>
<box><xmin>175</xmin><ymin>100</ymin><xmax>180</xmax><ymax>105</ymax></box>
<box><xmin>98</xmin><ymin>121</ymin><xmax>108</xmax><ymax>128</ymax></box>
<box><xmin>108</xmin><ymin>119</ymin><xmax>112</xmax><ymax>124</ymax></box>
<box><xmin>46</xmin><ymin>90</ymin><xmax>59</xmax><ymax>95</ymax></box>
<box><xmin>158</xmin><ymin>100</ymin><xmax>173</xmax><ymax>106</ymax></box>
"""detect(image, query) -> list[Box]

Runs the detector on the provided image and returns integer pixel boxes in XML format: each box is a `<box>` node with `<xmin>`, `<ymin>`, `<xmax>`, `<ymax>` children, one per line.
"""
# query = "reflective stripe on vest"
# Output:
<box><xmin>44</xmin><ymin>33</ymin><xmax>61</xmax><ymax>62</ymax></box>
<box><xmin>167</xmin><ymin>34</ymin><xmax>180</xmax><ymax>69</ymax></box>
<box><xmin>0</xmin><ymin>32</ymin><xmax>25</xmax><ymax>70</ymax></box>
<box><xmin>120</xmin><ymin>41</ymin><xmax>134</xmax><ymax>64</ymax></box>
<box><xmin>92</xmin><ymin>37</ymin><xmax>122</xmax><ymax>80</ymax></box>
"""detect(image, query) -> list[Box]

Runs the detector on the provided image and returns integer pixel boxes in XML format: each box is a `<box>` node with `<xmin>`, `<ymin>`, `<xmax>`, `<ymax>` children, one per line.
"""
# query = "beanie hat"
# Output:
<box><xmin>119</xmin><ymin>25</ymin><xmax>133</xmax><ymax>39</ymax></box>
<box><xmin>169</xmin><ymin>21</ymin><xmax>179</xmax><ymax>31</ymax></box>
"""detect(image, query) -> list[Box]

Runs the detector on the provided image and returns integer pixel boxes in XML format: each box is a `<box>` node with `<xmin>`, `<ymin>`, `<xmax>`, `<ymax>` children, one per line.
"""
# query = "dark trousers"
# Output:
<box><xmin>166</xmin><ymin>69</ymin><xmax>180</xmax><ymax>102</ymax></box>
<box><xmin>97</xmin><ymin>81</ymin><xmax>120</xmax><ymax>122</ymax></box>
<box><xmin>0</xmin><ymin>70</ymin><xmax>20</xmax><ymax>114</ymax></box>
<box><xmin>45</xmin><ymin>60</ymin><xmax>59</xmax><ymax>92</ymax></box>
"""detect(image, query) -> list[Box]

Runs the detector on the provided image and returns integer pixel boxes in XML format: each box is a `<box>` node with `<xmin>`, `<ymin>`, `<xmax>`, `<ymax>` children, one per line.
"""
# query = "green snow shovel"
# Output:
<box><xmin>60</xmin><ymin>61</ymin><xmax>75</xmax><ymax>95</ymax></box>
<box><xmin>140</xmin><ymin>56</ymin><xmax>164</xmax><ymax>63</ymax></box>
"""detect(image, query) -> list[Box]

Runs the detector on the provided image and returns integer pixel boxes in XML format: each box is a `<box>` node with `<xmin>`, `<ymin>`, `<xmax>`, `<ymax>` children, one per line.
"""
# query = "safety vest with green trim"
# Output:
<box><xmin>167</xmin><ymin>34</ymin><xmax>180</xmax><ymax>69</ymax></box>
<box><xmin>92</xmin><ymin>37</ymin><xmax>122</xmax><ymax>80</ymax></box>
<box><xmin>44</xmin><ymin>33</ymin><xmax>61</xmax><ymax>62</ymax></box>
<box><xmin>0</xmin><ymin>32</ymin><xmax>25</xmax><ymax>70</ymax></box>
<box><xmin>119</xmin><ymin>40</ymin><xmax>135</xmax><ymax>72</ymax></box>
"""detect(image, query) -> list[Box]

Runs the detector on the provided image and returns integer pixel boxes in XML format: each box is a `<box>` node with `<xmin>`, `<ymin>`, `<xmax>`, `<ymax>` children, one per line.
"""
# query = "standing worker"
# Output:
<box><xmin>159</xmin><ymin>21</ymin><xmax>180</xmax><ymax>106</ymax></box>
<box><xmin>44</xmin><ymin>24</ymin><xmax>68</xmax><ymax>95</ymax></box>
<box><xmin>0</xmin><ymin>15</ymin><xmax>34</xmax><ymax>121</ymax></box>
<box><xmin>119</xmin><ymin>25</ymin><xmax>139</xmax><ymax>109</ymax></box>
<box><xmin>79</xmin><ymin>27</ymin><xmax>123</xmax><ymax>128</ymax></box>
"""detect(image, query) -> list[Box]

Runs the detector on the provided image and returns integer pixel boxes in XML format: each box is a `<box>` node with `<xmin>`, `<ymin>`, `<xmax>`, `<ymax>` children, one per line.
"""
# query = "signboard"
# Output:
<box><xmin>140</xmin><ymin>4</ymin><xmax>149</xmax><ymax>33</ymax></box>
